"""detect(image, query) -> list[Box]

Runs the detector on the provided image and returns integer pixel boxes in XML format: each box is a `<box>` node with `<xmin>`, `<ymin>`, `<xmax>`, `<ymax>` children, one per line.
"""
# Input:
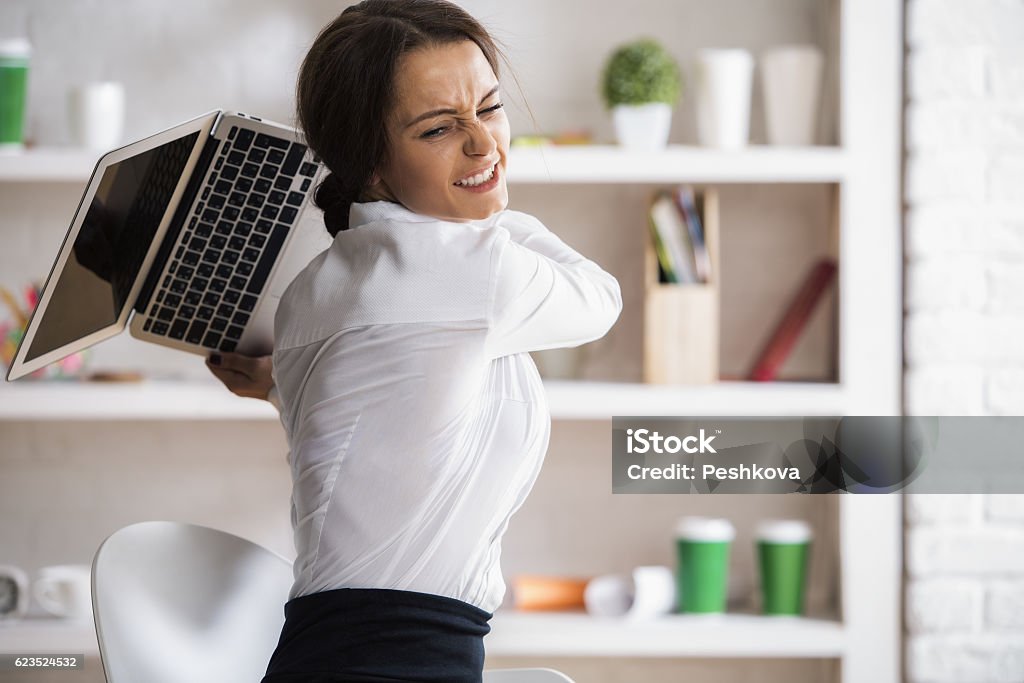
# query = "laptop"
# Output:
<box><xmin>5</xmin><ymin>109</ymin><xmax>332</xmax><ymax>381</ymax></box>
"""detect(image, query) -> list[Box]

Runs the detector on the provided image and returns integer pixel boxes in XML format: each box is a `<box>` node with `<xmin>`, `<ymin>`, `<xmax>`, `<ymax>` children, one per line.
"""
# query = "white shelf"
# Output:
<box><xmin>0</xmin><ymin>611</ymin><xmax>844</xmax><ymax>660</ymax></box>
<box><xmin>506</xmin><ymin>145</ymin><xmax>848</xmax><ymax>184</ymax></box>
<box><xmin>0</xmin><ymin>145</ymin><xmax>847</xmax><ymax>184</ymax></box>
<box><xmin>544</xmin><ymin>379</ymin><xmax>846</xmax><ymax>418</ymax></box>
<box><xmin>0</xmin><ymin>616</ymin><xmax>99</xmax><ymax>655</ymax></box>
<box><xmin>0</xmin><ymin>147</ymin><xmax>103</xmax><ymax>182</ymax></box>
<box><xmin>0</xmin><ymin>379</ymin><xmax>846</xmax><ymax>421</ymax></box>
<box><xmin>0</xmin><ymin>379</ymin><xmax>278</xmax><ymax>420</ymax></box>
<box><xmin>486</xmin><ymin>610</ymin><xmax>845</xmax><ymax>658</ymax></box>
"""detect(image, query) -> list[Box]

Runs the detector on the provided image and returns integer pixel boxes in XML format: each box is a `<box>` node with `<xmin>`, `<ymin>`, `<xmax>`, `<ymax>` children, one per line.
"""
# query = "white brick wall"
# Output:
<box><xmin>905</xmin><ymin>1</ymin><xmax>1024</xmax><ymax>680</ymax></box>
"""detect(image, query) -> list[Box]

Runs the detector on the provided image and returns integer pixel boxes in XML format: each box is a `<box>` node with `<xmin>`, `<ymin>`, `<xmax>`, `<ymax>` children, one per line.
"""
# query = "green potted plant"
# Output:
<box><xmin>600</xmin><ymin>37</ymin><xmax>682</xmax><ymax>150</ymax></box>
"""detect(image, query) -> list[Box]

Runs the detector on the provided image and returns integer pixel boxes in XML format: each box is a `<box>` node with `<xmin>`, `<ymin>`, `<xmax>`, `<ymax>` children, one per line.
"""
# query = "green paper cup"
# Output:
<box><xmin>0</xmin><ymin>38</ymin><xmax>31</xmax><ymax>150</ymax></box>
<box><xmin>675</xmin><ymin>516</ymin><xmax>735</xmax><ymax>613</ymax></box>
<box><xmin>756</xmin><ymin>519</ymin><xmax>812</xmax><ymax>616</ymax></box>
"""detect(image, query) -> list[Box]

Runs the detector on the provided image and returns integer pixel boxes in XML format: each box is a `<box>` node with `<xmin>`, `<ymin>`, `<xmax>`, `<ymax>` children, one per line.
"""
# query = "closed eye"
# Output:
<box><xmin>422</xmin><ymin>102</ymin><xmax>504</xmax><ymax>139</ymax></box>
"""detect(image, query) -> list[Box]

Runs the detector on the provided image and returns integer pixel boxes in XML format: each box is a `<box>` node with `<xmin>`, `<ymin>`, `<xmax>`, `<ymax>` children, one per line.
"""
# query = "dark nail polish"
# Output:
<box><xmin>209</xmin><ymin>354</ymin><xmax>222</xmax><ymax>366</ymax></box>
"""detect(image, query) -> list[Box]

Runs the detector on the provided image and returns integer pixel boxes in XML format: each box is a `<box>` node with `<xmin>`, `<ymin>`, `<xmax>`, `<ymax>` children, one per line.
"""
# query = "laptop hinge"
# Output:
<box><xmin>209</xmin><ymin>110</ymin><xmax>226</xmax><ymax>139</ymax></box>
<box><xmin>134</xmin><ymin>135</ymin><xmax>220</xmax><ymax>314</ymax></box>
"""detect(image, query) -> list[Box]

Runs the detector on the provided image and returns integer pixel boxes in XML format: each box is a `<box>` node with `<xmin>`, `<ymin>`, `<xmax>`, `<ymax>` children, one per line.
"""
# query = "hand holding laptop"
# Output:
<box><xmin>205</xmin><ymin>351</ymin><xmax>273</xmax><ymax>401</ymax></box>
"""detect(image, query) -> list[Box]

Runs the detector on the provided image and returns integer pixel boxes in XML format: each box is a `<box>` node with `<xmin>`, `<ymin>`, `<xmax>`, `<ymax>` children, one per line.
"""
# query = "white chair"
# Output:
<box><xmin>92</xmin><ymin>520</ymin><xmax>293</xmax><ymax>683</ymax></box>
<box><xmin>92</xmin><ymin>521</ymin><xmax>573</xmax><ymax>683</ymax></box>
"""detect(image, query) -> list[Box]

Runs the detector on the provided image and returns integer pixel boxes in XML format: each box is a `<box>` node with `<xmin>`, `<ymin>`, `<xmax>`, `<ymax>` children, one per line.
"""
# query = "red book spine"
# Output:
<box><xmin>748</xmin><ymin>259</ymin><xmax>838</xmax><ymax>382</ymax></box>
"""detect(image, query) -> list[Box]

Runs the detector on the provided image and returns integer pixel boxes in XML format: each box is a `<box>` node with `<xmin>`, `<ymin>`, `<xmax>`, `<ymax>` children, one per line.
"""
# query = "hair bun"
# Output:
<box><xmin>315</xmin><ymin>172</ymin><xmax>353</xmax><ymax>237</ymax></box>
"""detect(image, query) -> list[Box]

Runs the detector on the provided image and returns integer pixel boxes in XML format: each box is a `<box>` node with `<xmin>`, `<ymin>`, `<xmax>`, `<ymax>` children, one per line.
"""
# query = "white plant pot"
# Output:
<box><xmin>612</xmin><ymin>102</ymin><xmax>673</xmax><ymax>150</ymax></box>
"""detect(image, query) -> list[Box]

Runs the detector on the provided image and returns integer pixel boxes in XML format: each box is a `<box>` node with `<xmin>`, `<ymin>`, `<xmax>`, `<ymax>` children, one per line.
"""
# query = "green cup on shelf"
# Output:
<box><xmin>0</xmin><ymin>38</ymin><xmax>31</xmax><ymax>151</ymax></box>
<box><xmin>675</xmin><ymin>516</ymin><xmax>735</xmax><ymax>613</ymax></box>
<box><xmin>756</xmin><ymin>519</ymin><xmax>812</xmax><ymax>616</ymax></box>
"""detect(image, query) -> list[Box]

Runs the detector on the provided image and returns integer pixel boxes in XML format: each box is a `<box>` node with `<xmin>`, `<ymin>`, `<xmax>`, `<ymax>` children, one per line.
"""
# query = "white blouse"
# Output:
<box><xmin>271</xmin><ymin>200</ymin><xmax>622</xmax><ymax>613</ymax></box>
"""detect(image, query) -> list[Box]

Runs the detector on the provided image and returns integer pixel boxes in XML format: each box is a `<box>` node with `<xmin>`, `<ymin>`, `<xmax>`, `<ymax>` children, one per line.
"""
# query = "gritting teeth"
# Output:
<box><xmin>456</xmin><ymin>164</ymin><xmax>495</xmax><ymax>186</ymax></box>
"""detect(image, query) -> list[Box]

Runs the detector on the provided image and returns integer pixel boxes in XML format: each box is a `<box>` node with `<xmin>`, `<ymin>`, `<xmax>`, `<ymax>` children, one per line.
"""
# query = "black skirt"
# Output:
<box><xmin>260</xmin><ymin>587</ymin><xmax>493</xmax><ymax>683</ymax></box>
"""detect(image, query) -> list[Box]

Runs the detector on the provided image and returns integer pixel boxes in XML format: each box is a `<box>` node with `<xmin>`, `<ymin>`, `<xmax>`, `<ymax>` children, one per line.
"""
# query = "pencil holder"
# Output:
<box><xmin>642</xmin><ymin>188</ymin><xmax>720</xmax><ymax>384</ymax></box>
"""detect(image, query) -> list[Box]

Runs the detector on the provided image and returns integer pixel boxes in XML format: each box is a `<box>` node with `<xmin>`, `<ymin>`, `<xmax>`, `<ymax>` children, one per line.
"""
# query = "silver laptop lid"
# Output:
<box><xmin>5</xmin><ymin>110</ymin><xmax>221</xmax><ymax>381</ymax></box>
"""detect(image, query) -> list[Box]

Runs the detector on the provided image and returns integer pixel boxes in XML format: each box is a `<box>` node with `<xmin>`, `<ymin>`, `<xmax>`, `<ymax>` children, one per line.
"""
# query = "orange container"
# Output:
<box><xmin>511</xmin><ymin>575</ymin><xmax>590</xmax><ymax>611</ymax></box>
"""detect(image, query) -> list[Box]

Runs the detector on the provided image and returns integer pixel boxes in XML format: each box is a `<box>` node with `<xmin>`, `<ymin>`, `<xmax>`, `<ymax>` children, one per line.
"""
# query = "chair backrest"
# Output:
<box><xmin>91</xmin><ymin>520</ymin><xmax>293</xmax><ymax>683</ymax></box>
<box><xmin>483</xmin><ymin>668</ymin><xmax>575</xmax><ymax>683</ymax></box>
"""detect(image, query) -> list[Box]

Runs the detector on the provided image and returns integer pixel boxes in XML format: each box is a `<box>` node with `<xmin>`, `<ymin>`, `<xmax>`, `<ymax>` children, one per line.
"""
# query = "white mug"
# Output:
<box><xmin>693</xmin><ymin>49</ymin><xmax>754</xmax><ymax>149</ymax></box>
<box><xmin>33</xmin><ymin>564</ymin><xmax>92</xmax><ymax>620</ymax></box>
<box><xmin>761</xmin><ymin>45</ymin><xmax>824</xmax><ymax>146</ymax></box>
<box><xmin>583</xmin><ymin>574</ymin><xmax>632</xmax><ymax>617</ymax></box>
<box><xmin>626</xmin><ymin>565</ymin><xmax>676</xmax><ymax>620</ymax></box>
<box><xmin>583</xmin><ymin>565</ymin><xmax>676</xmax><ymax>619</ymax></box>
<box><xmin>67</xmin><ymin>81</ymin><xmax>125</xmax><ymax>150</ymax></box>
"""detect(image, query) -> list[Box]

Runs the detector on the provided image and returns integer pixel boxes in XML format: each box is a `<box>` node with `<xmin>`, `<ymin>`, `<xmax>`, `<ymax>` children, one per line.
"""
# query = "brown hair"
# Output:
<box><xmin>295</xmin><ymin>0</ymin><xmax>528</xmax><ymax>237</ymax></box>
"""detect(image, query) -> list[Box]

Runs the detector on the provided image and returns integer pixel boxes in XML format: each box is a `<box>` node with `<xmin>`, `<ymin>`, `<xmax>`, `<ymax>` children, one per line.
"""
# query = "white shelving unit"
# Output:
<box><xmin>487</xmin><ymin>611</ymin><xmax>846</xmax><ymax>659</ymax></box>
<box><xmin>0</xmin><ymin>378</ymin><xmax>847</xmax><ymax>420</ymax></box>
<box><xmin>0</xmin><ymin>1</ymin><xmax>902</xmax><ymax>680</ymax></box>
<box><xmin>0</xmin><ymin>147</ymin><xmax>103</xmax><ymax>182</ymax></box>
<box><xmin>0</xmin><ymin>144</ymin><xmax>849</xmax><ymax>184</ymax></box>
<box><xmin>509</xmin><ymin>145</ymin><xmax>849</xmax><ymax>184</ymax></box>
<box><xmin>0</xmin><ymin>610</ymin><xmax>844</xmax><ymax>660</ymax></box>
<box><xmin>0</xmin><ymin>616</ymin><xmax>99</xmax><ymax>655</ymax></box>
<box><xmin>0</xmin><ymin>379</ymin><xmax>279</xmax><ymax>421</ymax></box>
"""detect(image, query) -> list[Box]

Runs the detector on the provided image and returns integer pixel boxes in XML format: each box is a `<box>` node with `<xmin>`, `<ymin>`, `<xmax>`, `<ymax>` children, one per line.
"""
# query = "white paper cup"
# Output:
<box><xmin>760</xmin><ymin>45</ymin><xmax>824</xmax><ymax>146</ymax></box>
<box><xmin>68</xmin><ymin>81</ymin><xmax>125</xmax><ymax>150</ymax></box>
<box><xmin>32</xmin><ymin>564</ymin><xmax>92</xmax><ymax>620</ymax></box>
<box><xmin>693</xmin><ymin>49</ymin><xmax>754</xmax><ymax>149</ymax></box>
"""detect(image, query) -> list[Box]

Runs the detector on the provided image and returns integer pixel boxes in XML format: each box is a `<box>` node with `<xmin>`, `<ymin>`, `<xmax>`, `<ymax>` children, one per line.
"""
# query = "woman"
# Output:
<box><xmin>208</xmin><ymin>1</ymin><xmax>621</xmax><ymax>681</ymax></box>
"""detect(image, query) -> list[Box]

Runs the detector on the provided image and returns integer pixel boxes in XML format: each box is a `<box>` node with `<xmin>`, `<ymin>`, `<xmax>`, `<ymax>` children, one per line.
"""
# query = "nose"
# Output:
<box><xmin>462</xmin><ymin>119</ymin><xmax>497</xmax><ymax>157</ymax></box>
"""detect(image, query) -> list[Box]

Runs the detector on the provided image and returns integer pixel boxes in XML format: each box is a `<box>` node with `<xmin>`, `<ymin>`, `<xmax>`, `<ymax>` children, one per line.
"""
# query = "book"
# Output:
<box><xmin>649</xmin><ymin>190</ymin><xmax>698</xmax><ymax>284</ymax></box>
<box><xmin>748</xmin><ymin>258</ymin><xmax>838</xmax><ymax>381</ymax></box>
<box><xmin>647</xmin><ymin>209</ymin><xmax>679</xmax><ymax>283</ymax></box>
<box><xmin>674</xmin><ymin>186</ymin><xmax>711</xmax><ymax>283</ymax></box>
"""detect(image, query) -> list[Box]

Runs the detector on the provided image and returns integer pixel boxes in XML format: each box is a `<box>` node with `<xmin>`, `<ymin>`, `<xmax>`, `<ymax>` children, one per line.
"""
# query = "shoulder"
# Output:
<box><xmin>272</xmin><ymin>214</ymin><xmax>507</xmax><ymax>348</ymax></box>
<box><xmin>494</xmin><ymin>209</ymin><xmax>549</xmax><ymax>231</ymax></box>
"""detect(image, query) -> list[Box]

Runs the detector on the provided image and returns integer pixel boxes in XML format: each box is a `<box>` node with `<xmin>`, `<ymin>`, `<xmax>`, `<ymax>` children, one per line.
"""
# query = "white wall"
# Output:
<box><xmin>904</xmin><ymin>0</ymin><xmax>1024</xmax><ymax>681</ymax></box>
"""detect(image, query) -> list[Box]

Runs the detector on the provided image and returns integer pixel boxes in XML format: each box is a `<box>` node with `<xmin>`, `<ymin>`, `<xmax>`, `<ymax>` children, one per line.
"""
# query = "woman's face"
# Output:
<box><xmin>367</xmin><ymin>40</ymin><xmax>510</xmax><ymax>222</ymax></box>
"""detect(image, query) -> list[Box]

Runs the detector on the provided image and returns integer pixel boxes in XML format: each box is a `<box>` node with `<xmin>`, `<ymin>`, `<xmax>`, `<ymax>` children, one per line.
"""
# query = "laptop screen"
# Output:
<box><xmin>24</xmin><ymin>132</ymin><xmax>200</xmax><ymax>362</ymax></box>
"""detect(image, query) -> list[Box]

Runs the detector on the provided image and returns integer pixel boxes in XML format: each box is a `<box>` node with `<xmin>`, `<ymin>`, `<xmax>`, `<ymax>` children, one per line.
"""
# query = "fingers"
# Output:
<box><xmin>206</xmin><ymin>351</ymin><xmax>271</xmax><ymax>379</ymax></box>
<box><xmin>205</xmin><ymin>351</ymin><xmax>275</xmax><ymax>401</ymax></box>
<box><xmin>206</xmin><ymin>364</ymin><xmax>242</xmax><ymax>389</ymax></box>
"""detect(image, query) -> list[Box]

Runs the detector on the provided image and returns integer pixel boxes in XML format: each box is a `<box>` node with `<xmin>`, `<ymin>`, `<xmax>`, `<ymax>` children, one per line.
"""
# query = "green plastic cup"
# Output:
<box><xmin>675</xmin><ymin>517</ymin><xmax>735</xmax><ymax>613</ymax></box>
<box><xmin>756</xmin><ymin>519</ymin><xmax>812</xmax><ymax>616</ymax></box>
<box><xmin>0</xmin><ymin>38</ymin><xmax>31</xmax><ymax>150</ymax></box>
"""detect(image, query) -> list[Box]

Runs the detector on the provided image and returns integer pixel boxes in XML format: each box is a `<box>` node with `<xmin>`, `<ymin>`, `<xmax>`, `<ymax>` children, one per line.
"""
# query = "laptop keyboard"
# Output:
<box><xmin>142</xmin><ymin>125</ymin><xmax>319</xmax><ymax>352</ymax></box>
